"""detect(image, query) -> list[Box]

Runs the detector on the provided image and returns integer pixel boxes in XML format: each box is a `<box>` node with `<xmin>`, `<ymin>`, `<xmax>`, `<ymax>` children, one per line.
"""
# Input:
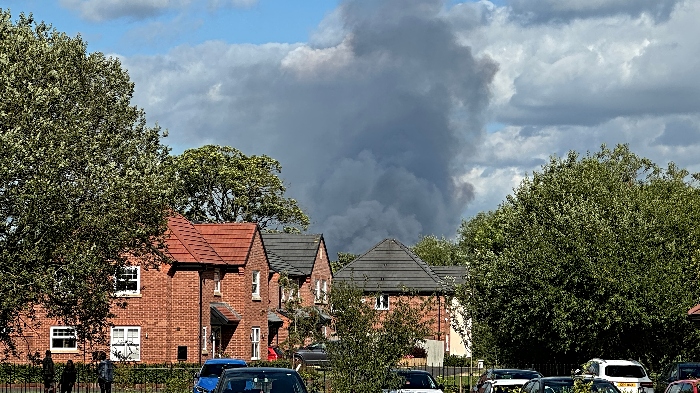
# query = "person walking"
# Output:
<box><xmin>42</xmin><ymin>350</ymin><xmax>55</xmax><ymax>393</ymax></box>
<box><xmin>60</xmin><ymin>360</ymin><xmax>77</xmax><ymax>393</ymax></box>
<box><xmin>96</xmin><ymin>352</ymin><xmax>114</xmax><ymax>393</ymax></box>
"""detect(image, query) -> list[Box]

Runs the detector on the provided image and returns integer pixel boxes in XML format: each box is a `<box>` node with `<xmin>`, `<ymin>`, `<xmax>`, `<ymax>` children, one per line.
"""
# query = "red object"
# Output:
<box><xmin>268</xmin><ymin>347</ymin><xmax>279</xmax><ymax>361</ymax></box>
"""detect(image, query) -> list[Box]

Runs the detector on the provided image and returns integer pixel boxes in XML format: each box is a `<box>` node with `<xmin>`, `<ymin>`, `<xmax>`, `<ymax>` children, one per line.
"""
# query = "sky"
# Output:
<box><xmin>4</xmin><ymin>0</ymin><xmax>700</xmax><ymax>258</ymax></box>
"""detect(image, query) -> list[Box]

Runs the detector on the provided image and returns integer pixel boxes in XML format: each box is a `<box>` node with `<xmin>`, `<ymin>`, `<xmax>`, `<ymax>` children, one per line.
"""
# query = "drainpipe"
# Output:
<box><xmin>199</xmin><ymin>270</ymin><xmax>203</xmax><ymax>365</ymax></box>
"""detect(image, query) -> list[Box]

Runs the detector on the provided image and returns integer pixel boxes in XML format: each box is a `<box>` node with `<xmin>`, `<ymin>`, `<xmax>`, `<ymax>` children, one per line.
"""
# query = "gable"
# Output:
<box><xmin>166</xmin><ymin>214</ymin><xmax>225</xmax><ymax>265</ymax></box>
<box><xmin>334</xmin><ymin>238</ymin><xmax>444</xmax><ymax>293</ymax></box>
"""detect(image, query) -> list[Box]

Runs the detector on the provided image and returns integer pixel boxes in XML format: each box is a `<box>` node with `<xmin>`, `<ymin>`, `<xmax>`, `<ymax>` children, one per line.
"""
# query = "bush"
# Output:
<box><xmin>444</xmin><ymin>354</ymin><xmax>471</xmax><ymax>367</ymax></box>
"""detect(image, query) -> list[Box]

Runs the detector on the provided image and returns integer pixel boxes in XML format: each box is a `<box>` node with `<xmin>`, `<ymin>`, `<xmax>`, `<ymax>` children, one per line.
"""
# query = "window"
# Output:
<box><xmin>252</xmin><ymin>271</ymin><xmax>260</xmax><ymax>298</ymax></box>
<box><xmin>115</xmin><ymin>266</ymin><xmax>140</xmax><ymax>296</ymax></box>
<box><xmin>111</xmin><ymin>326</ymin><xmax>141</xmax><ymax>361</ymax></box>
<box><xmin>375</xmin><ymin>294</ymin><xmax>389</xmax><ymax>310</ymax></box>
<box><xmin>50</xmin><ymin>327</ymin><xmax>77</xmax><ymax>351</ymax></box>
<box><xmin>322</xmin><ymin>280</ymin><xmax>328</xmax><ymax>304</ymax></box>
<box><xmin>251</xmin><ymin>327</ymin><xmax>260</xmax><ymax>360</ymax></box>
<box><xmin>314</xmin><ymin>280</ymin><xmax>321</xmax><ymax>303</ymax></box>
<box><xmin>213</xmin><ymin>270</ymin><xmax>221</xmax><ymax>294</ymax></box>
<box><xmin>202</xmin><ymin>326</ymin><xmax>208</xmax><ymax>352</ymax></box>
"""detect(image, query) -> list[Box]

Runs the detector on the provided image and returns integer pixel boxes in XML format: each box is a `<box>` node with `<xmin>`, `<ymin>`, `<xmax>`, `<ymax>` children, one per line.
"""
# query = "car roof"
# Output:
<box><xmin>203</xmin><ymin>358</ymin><xmax>247</xmax><ymax>365</ymax></box>
<box><xmin>590</xmin><ymin>359</ymin><xmax>642</xmax><ymax>366</ymax></box>
<box><xmin>395</xmin><ymin>369</ymin><xmax>432</xmax><ymax>375</ymax></box>
<box><xmin>222</xmin><ymin>367</ymin><xmax>299</xmax><ymax>374</ymax></box>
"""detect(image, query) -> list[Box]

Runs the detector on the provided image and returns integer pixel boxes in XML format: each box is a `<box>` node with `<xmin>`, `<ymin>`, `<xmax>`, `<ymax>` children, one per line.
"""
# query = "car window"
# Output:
<box><xmin>494</xmin><ymin>371</ymin><xmax>542</xmax><ymax>380</ymax></box>
<box><xmin>667</xmin><ymin>383</ymin><xmax>683</xmax><ymax>393</ymax></box>
<box><xmin>679</xmin><ymin>368</ymin><xmax>700</xmax><ymax>380</ymax></box>
<box><xmin>592</xmin><ymin>381</ymin><xmax>621</xmax><ymax>393</ymax></box>
<box><xmin>484</xmin><ymin>382</ymin><xmax>493</xmax><ymax>393</ymax></box>
<box><xmin>522</xmin><ymin>382</ymin><xmax>534</xmax><ymax>393</ymax></box>
<box><xmin>679</xmin><ymin>383</ymin><xmax>693</xmax><ymax>393</ymax></box>
<box><xmin>399</xmin><ymin>372</ymin><xmax>438</xmax><ymax>389</ymax></box>
<box><xmin>307</xmin><ymin>343</ymin><xmax>325</xmax><ymax>350</ymax></box>
<box><xmin>604</xmin><ymin>366</ymin><xmax>646</xmax><ymax>378</ymax></box>
<box><xmin>529</xmin><ymin>381</ymin><xmax>540</xmax><ymax>393</ymax></box>
<box><xmin>219</xmin><ymin>370</ymin><xmax>307</xmax><ymax>393</ymax></box>
<box><xmin>201</xmin><ymin>364</ymin><xmax>245</xmax><ymax>377</ymax></box>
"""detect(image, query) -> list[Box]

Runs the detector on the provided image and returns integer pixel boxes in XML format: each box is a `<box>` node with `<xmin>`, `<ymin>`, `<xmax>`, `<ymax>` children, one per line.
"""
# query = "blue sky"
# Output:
<box><xmin>3</xmin><ymin>0</ymin><xmax>699</xmax><ymax>257</ymax></box>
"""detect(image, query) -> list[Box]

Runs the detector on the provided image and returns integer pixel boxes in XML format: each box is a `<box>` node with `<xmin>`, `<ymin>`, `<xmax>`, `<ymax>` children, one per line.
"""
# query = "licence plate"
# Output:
<box><xmin>617</xmin><ymin>383</ymin><xmax>636</xmax><ymax>387</ymax></box>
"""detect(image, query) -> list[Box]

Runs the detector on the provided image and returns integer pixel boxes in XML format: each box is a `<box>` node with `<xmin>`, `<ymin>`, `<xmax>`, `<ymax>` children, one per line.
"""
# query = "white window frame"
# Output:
<box><xmin>252</xmin><ymin>270</ymin><xmax>260</xmax><ymax>298</ymax></box>
<box><xmin>251</xmin><ymin>327</ymin><xmax>261</xmax><ymax>360</ymax></box>
<box><xmin>111</xmin><ymin>326</ymin><xmax>141</xmax><ymax>361</ymax></box>
<box><xmin>50</xmin><ymin>326</ymin><xmax>77</xmax><ymax>351</ymax></box>
<box><xmin>202</xmin><ymin>326</ymin><xmax>208</xmax><ymax>352</ymax></box>
<box><xmin>314</xmin><ymin>279</ymin><xmax>321</xmax><ymax>303</ymax></box>
<box><xmin>213</xmin><ymin>270</ymin><xmax>221</xmax><ymax>295</ymax></box>
<box><xmin>375</xmin><ymin>294</ymin><xmax>389</xmax><ymax>310</ymax></box>
<box><xmin>115</xmin><ymin>266</ymin><xmax>140</xmax><ymax>296</ymax></box>
<box><xmin>322</xmin><ymin>280</ymin><xmax>328</xmax><ymax>304</ymax></box>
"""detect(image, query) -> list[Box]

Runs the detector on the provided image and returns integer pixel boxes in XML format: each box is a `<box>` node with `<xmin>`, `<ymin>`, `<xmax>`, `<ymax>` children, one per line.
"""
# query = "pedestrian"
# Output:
<box><xmin>96</xmin><ymin>351</ymin><xmax>114</xmax><ymax>393</ymax></box>
<box><xmin>60</xmin><ymin>360</ymin><xmax>77</xmax><ymax>393</ymax></box>
<box><xmin>42</xmin><ymin>350</ymin><xmax>55</xmax><ymax>393</ymax></box>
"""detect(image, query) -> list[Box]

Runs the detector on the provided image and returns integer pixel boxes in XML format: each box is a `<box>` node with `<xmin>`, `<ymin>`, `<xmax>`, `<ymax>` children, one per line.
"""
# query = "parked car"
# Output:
<box><xmin>660</xmin><ymin>363</ymin><xmax>700</xmax><ymax>391</ymax></box>
<box><xmin>474</xmin><ymin>369</ymin><xmax>543</xmax><ymax>393</ymax></box>
<box><xmin>522</xmin><ymin>376</ymin><xmax>621</xmax><ymax>393</ymax></box>
<box><xmin>584</xmin><ymin>359</ymin><xmax>654</xmax><ymax>393</ymax></box>
<box><xmin>193</xmin><ymin>358</ymin><xmax>247</xmax><ymax>393</ymax></box>
<box><xmin>664</xmin><ymin>379</ymin><xmax>700</xmax><ymax>393</ymax></box>
<box><xmin>267</xmin><ymin>346</ymin><xmax>285</xmax><ymax>361</ymax></box>
<box><xmin>293</xmin><ymin>342</ymin><xmax>329</xmax><ymax>366</ymax></box>
<box><xmin>386</xmin><ymin>369</ymin><xmax>444</xmax><ymax>393</ymax></box>
<box><xmin>481</xmin><ymin>377</ymin><xmax>537</xmax><ymax>393</ymax></box>
<box><xmin>212</xmin><ymin>366</ymin><xmax>308</xmax><ymax>393</ymax></box>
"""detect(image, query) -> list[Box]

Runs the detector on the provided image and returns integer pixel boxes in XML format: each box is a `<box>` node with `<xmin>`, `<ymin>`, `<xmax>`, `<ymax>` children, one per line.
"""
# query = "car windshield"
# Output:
<box><xmin>219</xmin><ymin>370</ymin><xmax>307</xmax><ymax>393</ymax></box>
<box><xmin>605</xmin><ymin>366</ymin><xmax>646</xmax><ymax>378</ymax></box>
<box><xmin>201</xmin><ymin>363</ymin><xmax>245</xmax><ymax>378</ymax></box>
<box><xmin>397</xmin><ymin>372</ymin><xmax>439</xmax><ymax>389</ymax></box>
<box><xmin>494</xmin><ymin>371</ymin><xmax>541</xmax><ymax>380</ymax></box>
<box><xmin>543</xmin><ymin>380</ymin><xmax>619</xmax><ymax>393</ymax></box>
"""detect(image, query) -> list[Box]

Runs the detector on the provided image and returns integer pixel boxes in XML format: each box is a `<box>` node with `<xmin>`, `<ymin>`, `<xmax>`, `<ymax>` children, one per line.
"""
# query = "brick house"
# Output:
<box><xmin>333</xmin><ymin>238</ymin><xmax>467</xmax><ymax>355</ymax></box>
<box><xmin>261</xmin><ymin>233</ymin><xmax>333</xmax><ymax>346</ymax></box>
<box><xmin>9</xmin><ymin>214</ymin><xmax>272</xmax><ymax>364</ymax></box>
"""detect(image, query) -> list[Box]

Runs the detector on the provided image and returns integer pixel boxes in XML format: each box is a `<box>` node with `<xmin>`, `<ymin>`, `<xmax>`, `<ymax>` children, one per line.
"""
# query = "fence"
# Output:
<box><xmin>0</xmin><ymin>364</ymin><xmax>199</xmax><ymax>393</ymax></box>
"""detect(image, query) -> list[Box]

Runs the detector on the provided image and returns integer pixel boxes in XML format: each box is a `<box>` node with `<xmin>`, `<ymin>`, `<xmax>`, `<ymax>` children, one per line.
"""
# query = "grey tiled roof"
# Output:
<box><xmin>431</xmin><ymin>266</ymin><xmax>467</xmax><ymax>286</ymax></box>
<box><xmin>267</xmin><ymin>250</ymin><xmax>305</xmax><ymax>276</ymax></box>
<box><xmin>261</xmin><ymin>233</ymin><xmax>323</xmax><ymax>275</ymax></box>
<box><xmin>334</xmin><ymin>238</ymin><xmax>457</xmax><ymax>293</ymax></box>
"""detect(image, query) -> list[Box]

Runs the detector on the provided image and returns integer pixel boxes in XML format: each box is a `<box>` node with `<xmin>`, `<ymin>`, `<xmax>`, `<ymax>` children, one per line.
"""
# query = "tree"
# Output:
<box><xmin>331</xmin><ymin>252</ymin><xmax>358</xmax><ymax>273</ymax></box>
<box><xmin>411</xmin><ymin>235</ymin><xmax>464</xmax><ymax>266</ymax></box>
<box><xmin>326</xmin><ymin>281</ymin><xmax>432</xmax><ymax>393</ymax></box>
<box><xmin>457</xmin><ymin>144</ymin><xmax>700</xmax><ymax>372</ymax></box>
<box><xmin>0</xmin><ymin>12</ymin><xmax>171</xmax><ymax>355</ymax></box>
<box><xmin>167</xmin><ymin>145</ymin><xmax>310</xmax><ymax>232</ymax></box>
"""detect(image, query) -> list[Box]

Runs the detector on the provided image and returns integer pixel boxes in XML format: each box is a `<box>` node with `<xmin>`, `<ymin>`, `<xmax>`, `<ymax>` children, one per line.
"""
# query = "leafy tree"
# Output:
<box><xmin>331</xmin><ymin>252</ymin><xmax>358</xmax><ymax>273</ymax></box>
<box><xmin>412</xmin><ymin>235</ymin><xmax>465</xmax><ymax>266</ymax></box>
<box><xmin>327</xmin><ymin>281</ymin><xmax>432</xmax><ymax>393</ymax></box>
<box><xmin>458</xmin><ymin>144</ymin><xmax>700</xmax><ymax>372</ymax></box>
<box><xmin>0</xmin><ymin>12</ymin><xmax>171</xmax><ymax>355</ymax></box>
<box><xmin>167</xmin><ymin>145</ymin><xmax>309</xmax><ymax>232</ymax></box>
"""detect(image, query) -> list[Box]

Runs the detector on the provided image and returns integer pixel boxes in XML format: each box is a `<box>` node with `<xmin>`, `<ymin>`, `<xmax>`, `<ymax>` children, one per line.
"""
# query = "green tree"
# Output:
<box><xmin>327</xmin><ymin>281</ymin><xmax>432</xmax><ymax>393</ymax></box>
<box><xmin>412</xmin><ymin>235</ymin><xmax>465</xmax><ymax>266</ymax></box>
<box><xmin>458</xmin><ymin>144</ymin><xmax>700</xmax><ymax>372</ymax></box>
<box><xmin>167</xmin><ymin>145</ymin><xmax>309</xmax><ymax>232</ymax></box>
<box><xmin>331</xmin><ymin>252</ymin><xmax>357</xmax><ymax>273</ymax></box>
<box><xmin>0</xmin><ymin>12</ymin><xmax>171</xmax><ymax>354</ymax></box>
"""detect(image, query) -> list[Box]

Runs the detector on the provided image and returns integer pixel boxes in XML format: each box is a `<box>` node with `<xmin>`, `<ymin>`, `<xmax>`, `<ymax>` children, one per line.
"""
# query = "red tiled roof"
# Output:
<box><xmin>194</xmin><ymin>223</ymin><xmax>257</xmax><ymax>266</ymax></box>
<box><xmin>211</xmin><ymin>302</ymin><xmax>242</xmax><ymax>324</ymax></box>
<box><xmin>165</xmin><ymin>214</ymin><xmax>225</xmax><ymax>265</ymax></box>
<box><xmin>688</xmin><ymin>304</ymin><xmax>700</xmax><ymax>316</ymax></box>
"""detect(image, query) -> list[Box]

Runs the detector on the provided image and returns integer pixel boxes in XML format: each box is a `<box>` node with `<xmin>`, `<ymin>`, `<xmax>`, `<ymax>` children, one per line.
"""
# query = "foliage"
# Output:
<box><xmin>443</xmin><ymin>354</ymin><xmax>471</xmax><ymax>367</ymax></box>
<box><xmin>326</xmin><ymin>280</ymin><xmax>432</xmax><ymax>393</ymax></box>
<box><xmin>331</xmin><ymin>252</ymin><xmax>358</xmax><ymax>274</ymax></box>
<box><xmin>458</xmin><ymin>144</ymin><xmax>700</xmax><ymax>372</ymax></box>
<box><xmin>0</xmin><ymin>362</ymin><xmax>198</xmax><ymax>384</ymax></box>
<box><xmin>167</xmin><ymin>145</ymin><xmax>309</xmax><ymax>232</ymax></box>
<box><xmin>0</xmin><ymin>11</ymin><xmax>171</xmax><ymax>354</ymax></box>
<box><xmin>411</xmin><ymin>235</ymin><xmax>465</xmax><ymax>266</ymax></box>
<box><xmin>275</xmin><ymin>273</ymin><xmax>328</xmax><ymax>357</ymax></box>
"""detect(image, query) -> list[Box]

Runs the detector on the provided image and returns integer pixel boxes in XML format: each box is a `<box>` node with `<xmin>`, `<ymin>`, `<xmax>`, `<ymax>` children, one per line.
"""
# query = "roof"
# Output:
<box><xmin>194</xmin><ymin>223</ymin><xmax>257</xmax><ymax>266</ymax></box>
<box><xmin>261</xmin><ymin>233</ymin><xmax>323</xmax><ymax>275</ymax></box>
<box><xmin>267</xmin><ymin>250</ymin><xmax>305</xmax><ymax>276</ymax></box>
<box><xmin>267</xmin><ymin>311</ymin><xmax>283</xmax><ymax>324</ymax></box>
<box><xmin>334</xmin><ymin>238</ymin><xmax>456</xmax><ymax>293</ymax></box>
<box><xmin>165</xmin><ymin>214</ymin><xmax>225</xmax><ymax>265</ymax></box>
<box><xmin>210</xmin><ymin>302</ymin><xmax>242</xmax><ymax>325</ymax></box>
<box><xmin>431</xmin><ymin>266</ymin><xmax>467</xmax><ymax>285</ymax></box>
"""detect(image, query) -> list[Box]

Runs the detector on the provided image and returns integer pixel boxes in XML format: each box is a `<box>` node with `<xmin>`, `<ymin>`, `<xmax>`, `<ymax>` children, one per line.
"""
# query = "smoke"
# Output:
<box><xmin>125</xmin><ymin>0</ymin><xmax>498</xmax><ymax>257</ymax></box>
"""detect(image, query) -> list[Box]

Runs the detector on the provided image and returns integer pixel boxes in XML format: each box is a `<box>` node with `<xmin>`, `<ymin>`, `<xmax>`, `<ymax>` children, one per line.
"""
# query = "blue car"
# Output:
<box><xmin>194</xmin><ymin>358</ymin><xmax>247</xmax><ymax>393</ymax></box>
